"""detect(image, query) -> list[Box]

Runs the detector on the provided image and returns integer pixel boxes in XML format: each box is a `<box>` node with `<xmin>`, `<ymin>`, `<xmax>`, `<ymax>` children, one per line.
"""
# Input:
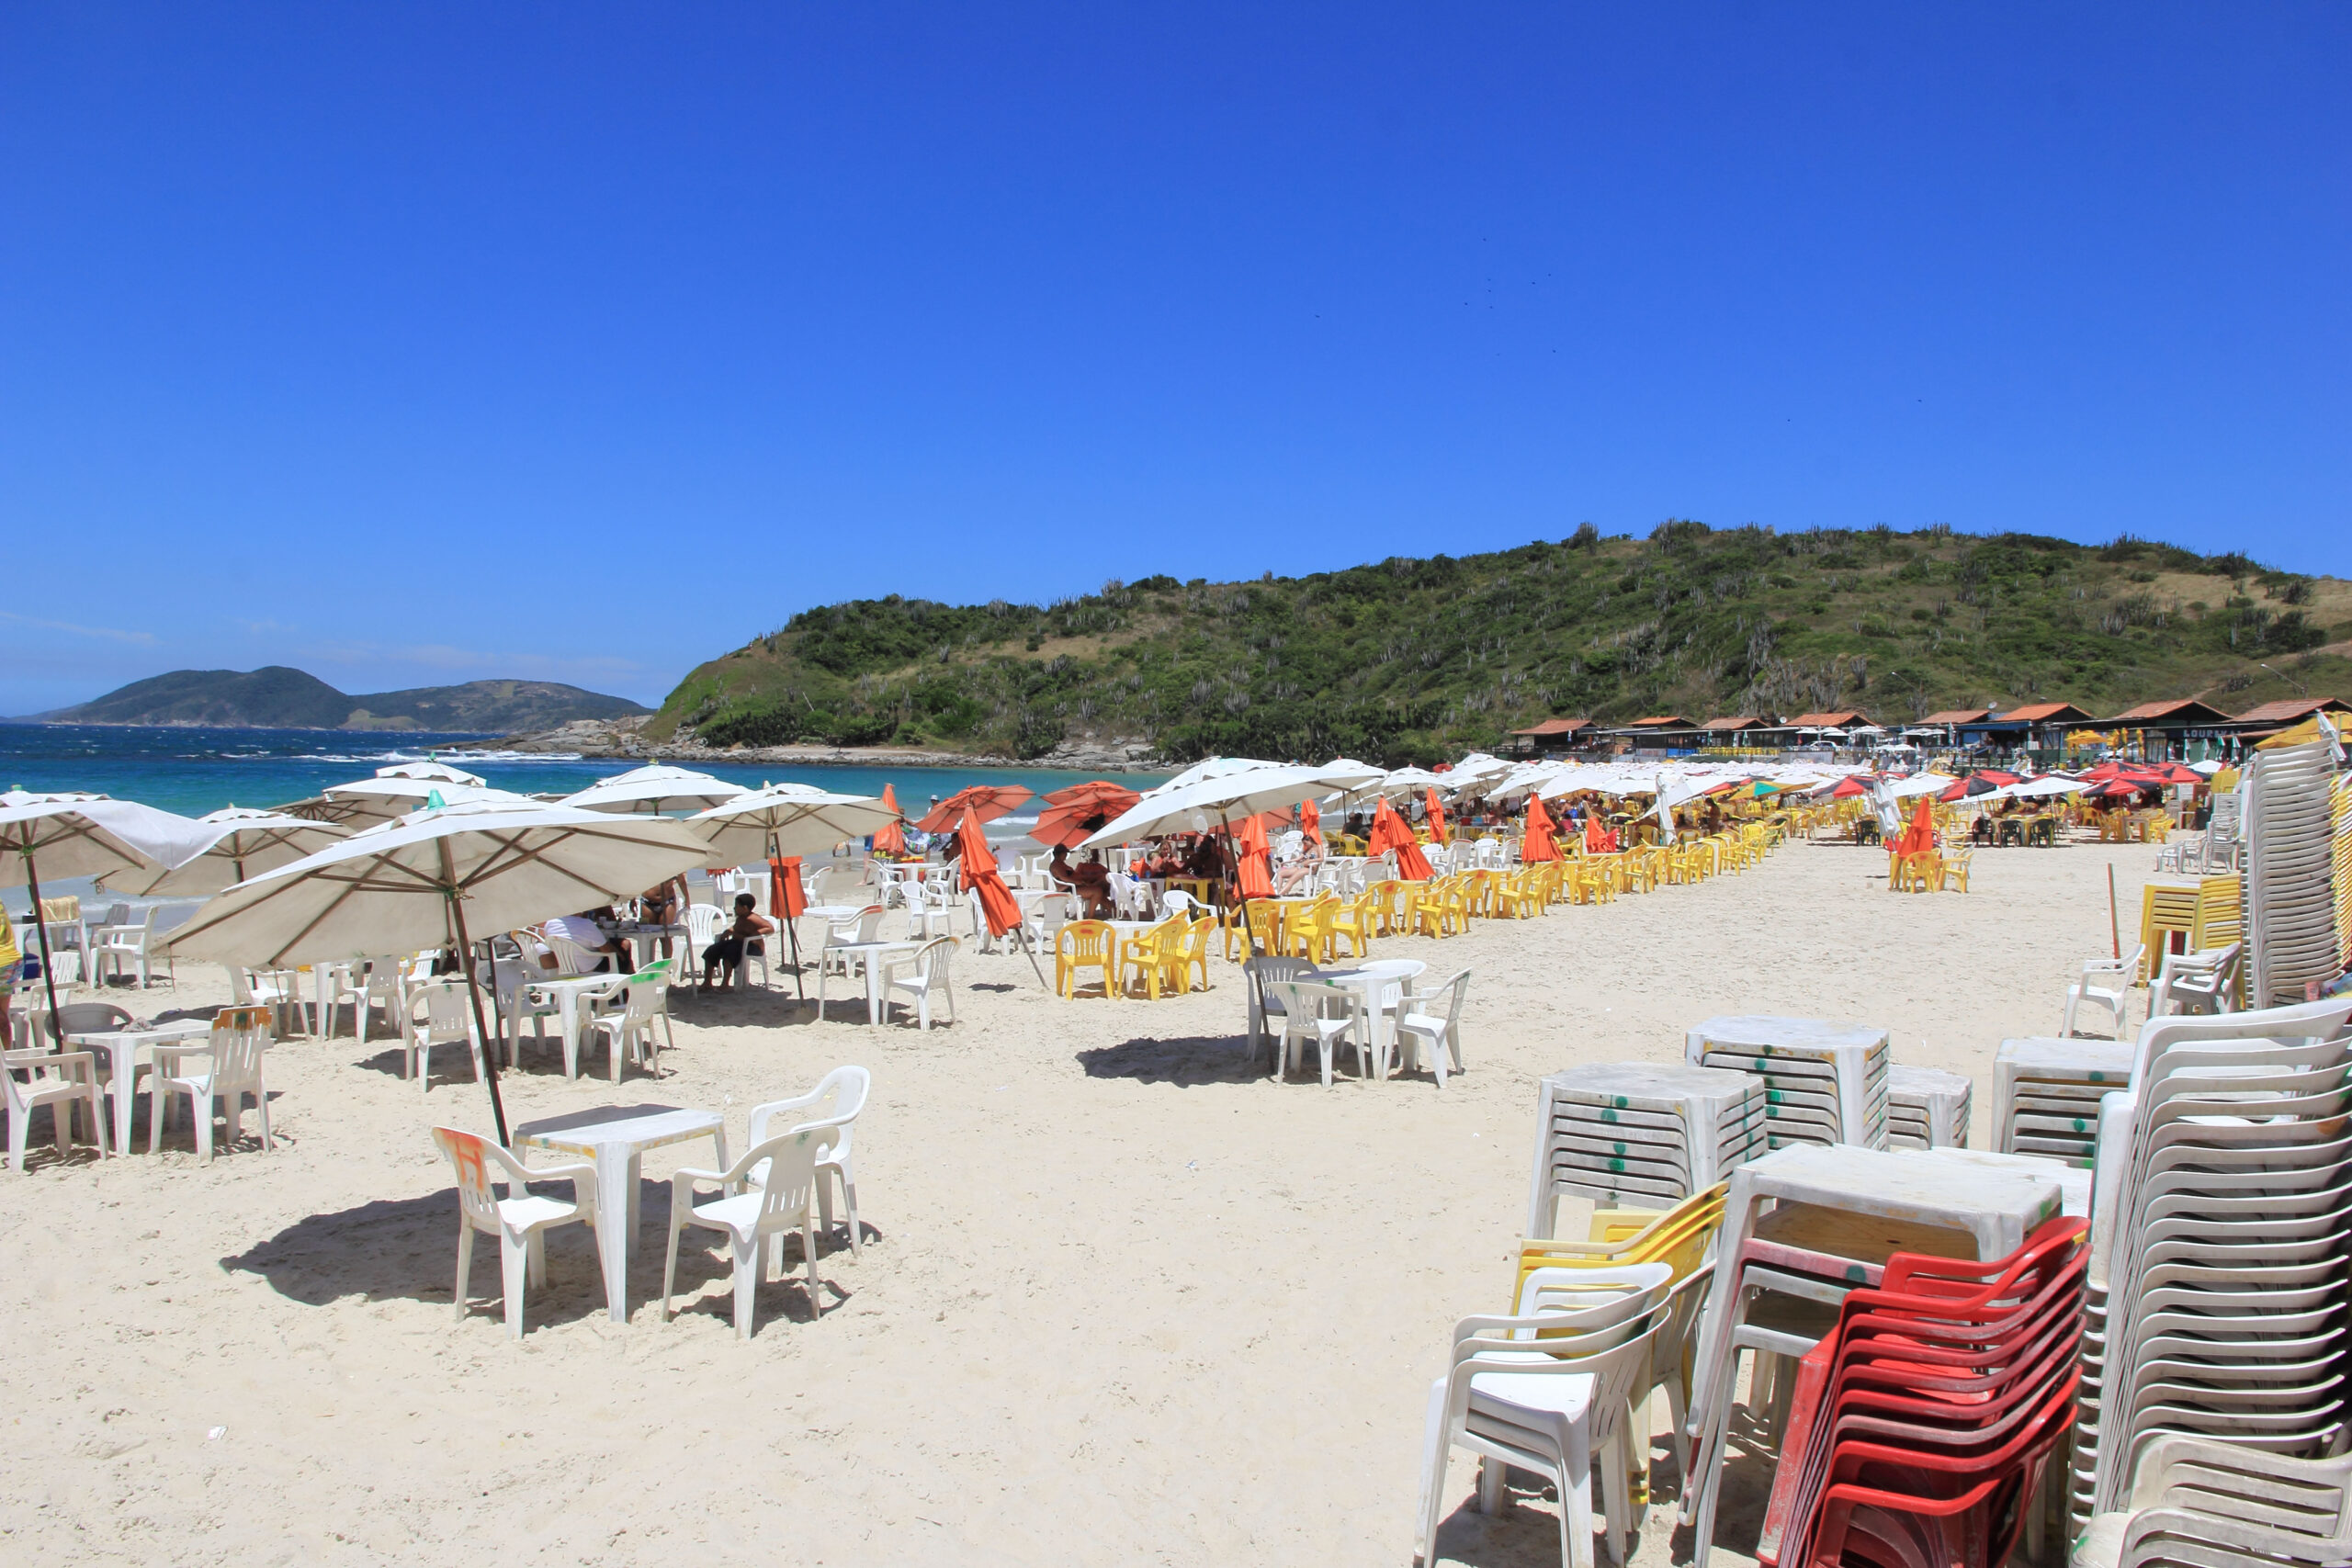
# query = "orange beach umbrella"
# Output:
<box><xmin>1370</xmin><ymin>798</ymin><xmax>1434</xmax><ymax>880</ymax></box>
<box><xmin>1299</xmin><ymin>796</ymin><xmax>1323</xmax><ymax>849</ymax></box>
<box><xmin>1233</xmin><ymin>814</ymin><xmax>1274</xmax><ymax>899</ymax></box>
<box><xmin>915</xmin><ymin>784</ymin><xmax>1032</xmax><ymax>835</ymax></box>
<box><xmin>872</xmin><ymin>783</ymin><xmax>907</xmax><ymax>856</ymax></box>
<box><xmin>1423</xmin><ymin>787</ymin><xmax>1451</xmax><ymax>847</ymax></box>
<box><xmin>1522</xmin><ymin>794</ymin><xmax>1561</xmax><ymax>863</ymax></box>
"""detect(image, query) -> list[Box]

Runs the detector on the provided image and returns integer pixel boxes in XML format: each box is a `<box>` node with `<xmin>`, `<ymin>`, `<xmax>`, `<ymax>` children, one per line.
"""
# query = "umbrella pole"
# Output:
<box><xmin>770</xmin><ymin>834</ymin><xmax>807</xmax><ymax>1002</ymax></box>
<box><xmin>23</xmin><ymin>852</ymin><xmax>62</xmax><ymax>1031</ymax></box>
<box><xmin>445</xmin><ymin>889</ymin><xmax>510</xmax><ymax>1148</ymax></box>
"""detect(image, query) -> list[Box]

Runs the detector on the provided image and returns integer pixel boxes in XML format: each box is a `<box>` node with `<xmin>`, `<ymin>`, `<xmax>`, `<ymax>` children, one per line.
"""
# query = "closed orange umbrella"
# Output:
<box><xmin>872</xmin><ymin>783</ymin><xmax>906</xmax><ymax>856</ymax></box>
<box><xmin>1234</xmin><ymin>814</ymin><xmax>1274</xmax><ymax>899</ymax></box>
<box><xmin>1585</xmin><ymin>815</ymin><xmax>1615</xmax><ymax>854</ymax></box>
<box><xmin>1371</xmin><ymin>798</ymin><xmax>1434</xmax><ymax>880</ymax></box>
<box><xmin>1522</xmin><ymin>794</ymin><xmax>1561</xmax><ymax>863</ymax></box>
<box><xmin>1424</xmin><ymin>787</ymin><xmax>1451</xmax><ymax>847</ymax></box>
<box><xmin>1299</xmin><ymin>796</ymin><xmax>1322</xmax><ymax>849</ymax></box>
<box><xmin>956</xmin><ymin>807</ymin><xmax>1048</xmax><ymax>989</ymax></box>
<box><xmin>1895</xmin><ymin>797</ymin><xmax>1936</xmax><ymax>858</ymax></box>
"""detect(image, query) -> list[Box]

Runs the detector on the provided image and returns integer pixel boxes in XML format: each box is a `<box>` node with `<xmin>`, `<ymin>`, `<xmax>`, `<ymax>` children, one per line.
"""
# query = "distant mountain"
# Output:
<box><xmin>25</xmin><ymin>667</ymin><xmax>651</xmax><ymax>731</ymax></box>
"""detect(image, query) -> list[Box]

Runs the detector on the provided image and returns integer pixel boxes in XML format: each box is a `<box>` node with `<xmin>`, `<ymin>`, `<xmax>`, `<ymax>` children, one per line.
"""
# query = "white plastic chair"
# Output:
<box><xmin>1395</xmin><ymin>968</ymin><xmax>1471</xmax><ymax>1088</ymax></box>
<box><xmin>93</xmin><ymin>907</ymin><xmax>173</xmax><ymax>990</ymax></box>
<box><xmin>146</xmin><ymin>1009</ymin><xmax>273</xmax><ymax>1159</ymax></box>
<box><xmin>2149</xmin><ymin>942</ymin><xmax>2240</xmax><ymax>1018</ymax></box>
<box><xmin>429</xmin><ymin>1125</ymin><xmax>602</xmax><ymax>1339</ymax></box>
<box><xmin>2063</xmin><ymin>943</ymin><xmax>2144</xmax><ymax>1037</ymax></box>
<box><xmin>1243</xmin><ymin>956</ymin><xmax>1319</xmax><ymax>1066</ymax></box>
<box><xmin>909</xmin><ymin>878</ymin><xmax>959</xmax><ymax>941</ymax></box>
<box><xmin>879</xmin><ymin>937</ymin><xmax>956</xmax><ymax>1030</ymax></box>
<box><xmin>402</xmin><ymin>978</ymin><xmax>484</xmax><ymax>1091</ymax></box>
<box><xmin>4</xmin><ymin>1047</ymin><xmax>105</xmax><ymax>1168</ymax></box>
<box><xmin>1418</xmin><ymin>1262</ymin><xmax>1674</xmax><ymax>1568</ymax></box>
<box><xmin>38</xmin><ymin>1000</ymin><xmax>133</xmax><ymax>1047</ymax></box>
<box><xmin>330</xmin><ymin>956</ymin><xmax>406</xmax><ymax>1043</ymax></box>
<box><xmin>661</xmin><ymin>1127</ymin><xmax>825</xmax><ymax>1339</ymax></box>
<box><xmin>2073</xmin><ymin>1437</ymin><xmax>2352</xmax><ymax>1568</ymax></box>
<box><xmin>748</xmin><ymin>1065</ymin><xmax>869</xmax><ymax>1257</ymax></box>
<box><xmin>233</xmin><ymin>965</ymin><xmax>307</xmax><ymax>1036</ymax></box>
<box><xmin>582</xmin><ymin>977</ymin><xmax>673</xmax><ymax>1081</ymax></box>
<box><xmin>1265</xmin><ymin>979</ymin><xmax>1371</xmax><ymax>1088</ymax></box>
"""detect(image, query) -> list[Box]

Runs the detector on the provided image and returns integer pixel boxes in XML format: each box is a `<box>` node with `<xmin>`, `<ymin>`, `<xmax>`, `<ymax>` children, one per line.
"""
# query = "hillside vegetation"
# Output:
<box><xmin>650</xmin><ymin>525</ymin><xmax>2352</xmax><ymax>766</ymax></box>
<box><xmin>38</xmin><ymin>667</ymin><xmax>650</xmax><ymax>732</ymax></box>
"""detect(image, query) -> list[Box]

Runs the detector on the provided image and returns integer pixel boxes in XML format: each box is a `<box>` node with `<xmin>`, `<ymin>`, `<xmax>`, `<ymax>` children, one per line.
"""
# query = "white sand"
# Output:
<box><xmin>0</xmin><ymin>838</ymin><xmax>2159</xmax><ymax>1565</ymax></box>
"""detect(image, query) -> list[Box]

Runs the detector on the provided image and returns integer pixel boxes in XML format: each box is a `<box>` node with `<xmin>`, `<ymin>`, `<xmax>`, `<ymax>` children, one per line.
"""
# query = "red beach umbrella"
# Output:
<box><xmin>1043</xmin><ymin>780</ymin><xmax>1138</xmax><ymax>811</ymax></box>
<box><xmin>915</xmin><ymin>784</ymin><xmax>1033</xmax><ymax>834</ymax></box>
<box><xmin>1828</xmin><ymin>776</ymin><xmax>1870</xmax><ymax>799</ymax></box>
<box><xmin>1299</xmin><ymin>796</ymin><xmax>1323</xmax><ymax>850</ymax></box>
<box><xmin>1522</xmin><ymin>794</ymin><xmax>1562</xmax><ymax>863</ymax></box>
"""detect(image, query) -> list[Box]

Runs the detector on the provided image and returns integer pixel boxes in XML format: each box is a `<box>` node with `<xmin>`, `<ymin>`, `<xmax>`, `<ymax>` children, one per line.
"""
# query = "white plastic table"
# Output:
<box><xmin>66</xmin><ymin>1019</ymin><xmax>211</xmax><ymax>1155</ymax></box>
<box><xmin>521</xmin><ymin>975</ymin><xmax>623</xmax><ymax>1078</ymax></box>
<box><xmin>822</xmin><ymin>940</ymin><xmax>922</xmax><ymax>1025</ymax></box>
<box><xmin>512</xmin><ymin>1104</ymin><xmax>728</xmax><ymax>1325</ymax></box>
<box><xmin>1310</xmin><ymin>959</ymin><xmax>1428</xmax><ymax>1069</ymax></box>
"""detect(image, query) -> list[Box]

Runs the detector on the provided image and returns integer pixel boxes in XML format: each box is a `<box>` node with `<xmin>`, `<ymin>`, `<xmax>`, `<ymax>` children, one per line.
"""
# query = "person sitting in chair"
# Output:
<box><xmin>1067</xmin><ymin>849</ymin><xmax>1114</xmax><ymax>919</ymax></box>
<box><xmin>544</xmin><ymin>908</ymin><xmax>628</xmax><ymax>973</ymax></box>
<box><xmin>699</xmin><ymin>894</ymin><xmax>774</xmax><ymax>990</ymax></box>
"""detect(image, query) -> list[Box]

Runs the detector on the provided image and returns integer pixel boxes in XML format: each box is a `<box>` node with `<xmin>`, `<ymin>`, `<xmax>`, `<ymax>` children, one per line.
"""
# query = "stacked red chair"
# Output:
<box><xmin>1757</xmin><ymin>1215</ymin><xmax>2089</xmax><ymax>1568</ymax></box>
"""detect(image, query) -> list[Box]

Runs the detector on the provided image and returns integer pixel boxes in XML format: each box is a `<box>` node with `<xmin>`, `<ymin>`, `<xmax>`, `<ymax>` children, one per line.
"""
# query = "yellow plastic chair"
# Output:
<box><xmin>1326</xmin><ymin>892</ymin><xmax>1377</xmax><ymax>958</ymax></box>
<box><xmin>1116</xmin><ymin>918</ymin><xmax>1183</xmax><ymax>999</ymax></box>
<box><xmin>1056</xmin><ymin>920</ymin><xmax>1119</xmax><ymax>998</ymax></box>
<box><xmin>1170</xmin><ymin>916</ymin><xmax>1217</xmax><ymax>993</ymax></box>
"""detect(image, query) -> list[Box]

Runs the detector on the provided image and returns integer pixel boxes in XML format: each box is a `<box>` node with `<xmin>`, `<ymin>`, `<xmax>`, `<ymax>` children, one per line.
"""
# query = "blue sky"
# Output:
<box><xmin>3</xmin><ymin>5</ymin><xmax>2346</xmax><ymax>716</ymax></box>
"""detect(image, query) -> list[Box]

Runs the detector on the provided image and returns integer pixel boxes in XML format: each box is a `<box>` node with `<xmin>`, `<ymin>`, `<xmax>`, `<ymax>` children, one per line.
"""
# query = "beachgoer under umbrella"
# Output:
<box><xmin>1069</xmin><ymin>849</ymin><xmax>1114</xmax><ymax>919</ymax></box>
<box><xmin>546</xmin><ymin>908</ymin><xmax>629</xmax><ymax>973</ymax></box>
<box><xmin>700</xmin><ymin>893</ymin><xmax>774</xmax><ymax>990</ymax></box>
<box><xmin>637</xmin><ymin>875</ymin><xmax>686</xmax><ymax>961</ymax></box>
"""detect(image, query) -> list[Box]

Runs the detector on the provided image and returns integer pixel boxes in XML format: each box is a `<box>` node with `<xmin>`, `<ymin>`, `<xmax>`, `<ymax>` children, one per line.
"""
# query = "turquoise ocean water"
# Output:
<box><xmin>0</xmin><ymin>725</ymin><xmax>1165</xmax><ymax>822</ymax></box>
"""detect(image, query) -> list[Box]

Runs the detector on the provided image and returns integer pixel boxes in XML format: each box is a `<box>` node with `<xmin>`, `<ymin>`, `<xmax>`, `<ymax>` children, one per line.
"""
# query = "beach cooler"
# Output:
<box><xmin>1685</xmin><ymin>1015</ymin><xmax>1890</xmax><ymax>1151</ymax></box>
<box><xmin>1993</xmin><ymin>1037</ymin><xmax>2133</xmax><ymax>1166</ymax></box>
<box><xmin>1884</xmin><ymin>1063</ymin><xmax>1972</xmax><ymax>1150</ymax></box>
<box><xmin>1524</xmin><ymin>1063</ymin><xmax>1768</xmax><ymax>1235</ymax></box>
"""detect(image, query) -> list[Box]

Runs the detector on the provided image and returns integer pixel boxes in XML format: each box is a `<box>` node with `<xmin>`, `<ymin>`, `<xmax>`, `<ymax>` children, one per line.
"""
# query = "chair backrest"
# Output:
<box><xmin>208</xmin><ymin>1007</ymin><xmax>272</xmax><ymax>1085</ymax></box>
<box><xmin>546</xmin><ymin>934</ymin><xmax>602</xmax><ymax>976</ymax></box>
<box><xmin>854</xmin><ymin>907</ymin><xmax>887</xmax><ymax>943</ymax></box>
<box><xmin>412</xmin><ymin>979</ymin><xmax>476</xmax><ymax>1039</ymax></box>
<box><xmin>749</xmin><ymin>1063</ymin><xmax>871</xmax><ymax>1145</ymax></box>
<box><xmin>1058</xmin><ymin>920</ymin><xmax>1114</xmax><ymax>962</ymax></box>
<box><xmin>739</xmin><ymin>1127</ymin><xmax>823</xmax><ymax>1234</ymax></box>
<box><xmin>40</xmin><ymin>1000</ymin><xmax>134</xmax><ymax>1044</ymax></box>
<box><xmin>1182</xmin><ymin>917</ymin><xmax>1215</xmax><ymax>960</ymax></box>
<box><xmin>1160</xmin><ymin>888</ymin><xmax>1199</xmax><ymax>919</ymax></box>
<box><xmin>907</xmin><ymin>936</ymin><xmax>954</xmax><ymax>989</ymax></box>
<box><xmin>1264</xmin><ymin>978</ymin><xmax>1355</xmax><ymax>1027</ymax></box>
<box><xmin>686</xmin><ymin>904</ymin><xmax>725</xmax><ymax>947</ymax></box>
<box><xmin>430</xmin><ymin>1125</ymin><xmax>534</xmax><ymax>1230</ymax></box>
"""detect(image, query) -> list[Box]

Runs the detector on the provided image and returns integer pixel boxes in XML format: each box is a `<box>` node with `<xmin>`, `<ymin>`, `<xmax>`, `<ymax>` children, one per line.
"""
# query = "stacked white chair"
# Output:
<box><xmin>1994</xmin><ymin>1037</ymin><xmax>2133</xmax><ymax>1165</ymax></box>
<box><xmin>1883</xmin><ymin>1062</ymin><xmax>1972</xmax><ymax>1149</ymax></box>
<box><xmin>1523</xmin><ymin>1063</ymin><xmax>1766</xmax><ymax>1233</ymax></box>
<box><xmin>2071</xmin><ymin>996</ymin><xmax>2352</xmax><ymax>1533</ymax></box>
<box><xmin>2242</xmin><ymin>737</ymin><xmax>2341</xmax><ymax>1007</ymax></box>
<box><xmin>1683</xmin><ymin>1015</ymin><xmax>1890</xmax><ymax>1150</ymax></box>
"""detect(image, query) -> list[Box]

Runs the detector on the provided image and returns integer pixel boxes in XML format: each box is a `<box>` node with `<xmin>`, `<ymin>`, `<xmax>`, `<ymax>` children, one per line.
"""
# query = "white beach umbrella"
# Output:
<box><xmin>690</xmin><ymin>784</ymin><xmax>903</xmax><ymax>999</ymax></box>
<box><xmin>562</xmin><ymin>764</ymin><xmax>748</xmax><ymax>816</ymax></box>
<box><xmin>1145</xmin><ymin>756</ymin><xmax>1285</xmax><ymax>796</ymax></box>
<box><xmin>167</xmin><ymin>800</ymin><xmax>712</xmax><ymax>1144</ymax></box>
<box><xmin>1082</xmin><ymin>762</ymin><xmax>1352</xmax><ymax>847</ymax></box>
<box><xmin>690</xmin><ymin>783</ymin><xmax>900</xmax><ymax>863</ymax></box>
<box><xmin>1377</xmin><ymin>766</ymin><xmax>1452</xmax><ymax>800</ymax></box>
<box><xmin>1888</xmin><ymin>772</ymin><xmax>1960</xmax><ymax>799</ymax></box>
<box><xmin>1317</xmin><ymin>758</ymin><xmax>1385</xmax><ymax>794</ymax></box>
<box><xmin>374</xmin><ymin>761</ymin><xmax>486</xmax><ymax>785</ymax></box>
<box><xmin>1444</xmin><ymin>752</ymin><xmax>1515</xmax><ymax>792</ymax></box>
<box><xmin>116</xmin><ymin>807</ymin><xmax>355</xmax><ymax>896</ymax></box>
<box><xmin>0</xmin><ymin>795</ymin><xmax>212</xmax><ymax>1018</ymax></box>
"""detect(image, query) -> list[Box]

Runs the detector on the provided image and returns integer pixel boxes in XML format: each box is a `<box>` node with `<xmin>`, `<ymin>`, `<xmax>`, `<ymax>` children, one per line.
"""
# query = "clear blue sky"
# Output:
<box><xmin>3</xmin><ymin>5</ymin><xmax>2345</xmax><ymax>716</ymax></box>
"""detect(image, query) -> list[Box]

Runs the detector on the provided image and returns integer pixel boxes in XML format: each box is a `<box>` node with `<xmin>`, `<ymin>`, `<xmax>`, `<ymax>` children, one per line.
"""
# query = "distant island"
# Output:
<box><xmin>18</xmin><ymin>666</ymin><xmax>651</xmax><ymax>732</ymax></box>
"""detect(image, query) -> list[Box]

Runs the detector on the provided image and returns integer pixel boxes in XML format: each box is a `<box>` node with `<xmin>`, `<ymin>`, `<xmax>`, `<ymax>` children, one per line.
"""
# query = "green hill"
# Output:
<box><xmin>37</xmin><ymin>667</ymin><xmax>651</xmax><ymax>731</ymax></box>
<box><xmin>649</xmin><ymin>525</ymin><xmax>2352</xmax><ymax>765</ymax></box>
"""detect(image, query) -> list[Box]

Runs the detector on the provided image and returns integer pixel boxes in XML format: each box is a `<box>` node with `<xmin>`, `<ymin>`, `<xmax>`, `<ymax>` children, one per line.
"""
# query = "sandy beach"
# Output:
<box><xmin>0</xmin><ymin>837</ymin><xmax>2161</xmax><ymax>1566</ymax></box>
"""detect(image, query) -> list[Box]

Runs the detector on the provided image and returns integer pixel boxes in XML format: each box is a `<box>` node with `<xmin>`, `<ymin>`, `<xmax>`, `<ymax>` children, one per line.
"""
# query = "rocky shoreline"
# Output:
<box><xmin>452</xmin><ymin>716</ymin><xmax>1169</xmax><ymax>773</ymax></box>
